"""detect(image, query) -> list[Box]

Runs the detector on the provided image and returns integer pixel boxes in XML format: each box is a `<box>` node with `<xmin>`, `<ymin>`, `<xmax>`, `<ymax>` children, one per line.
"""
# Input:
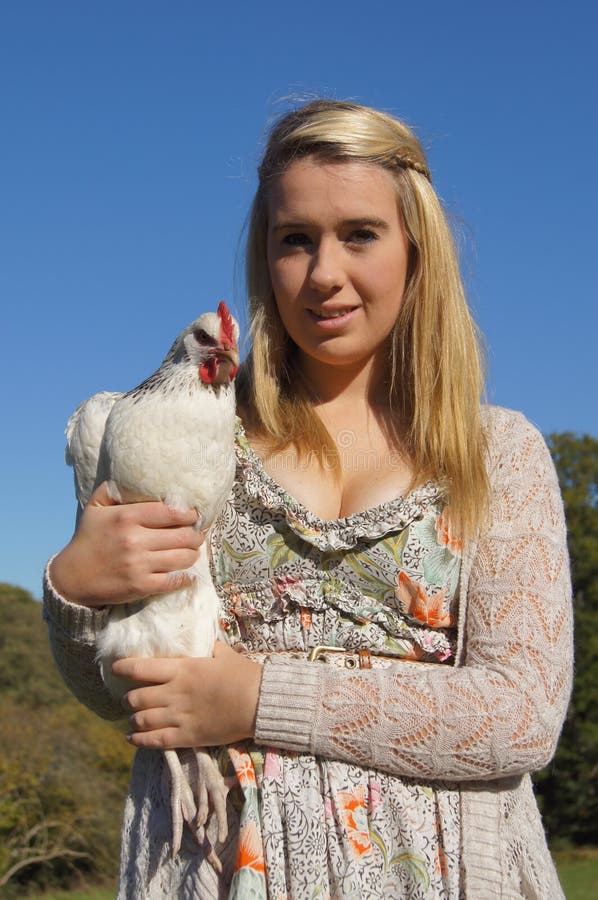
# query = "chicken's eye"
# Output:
<box><xmin>194</xmin><ymin>329</ymin><xmax>217</xmax><ymax>346</ymax></box>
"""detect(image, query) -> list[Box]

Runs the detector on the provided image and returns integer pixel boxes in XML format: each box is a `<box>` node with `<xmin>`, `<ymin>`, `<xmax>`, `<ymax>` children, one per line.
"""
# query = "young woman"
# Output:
<box><xmin>45</xmin><ymin>100</ymin><xmax>573</xmax><ymax>898</ymax></box>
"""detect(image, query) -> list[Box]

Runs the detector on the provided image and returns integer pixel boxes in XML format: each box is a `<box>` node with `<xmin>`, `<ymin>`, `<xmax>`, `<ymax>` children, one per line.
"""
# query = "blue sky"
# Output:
<box><xmin>1</xmin><ymin>1</ymin><xmax>596</xmax><ymax>599</ymax></box>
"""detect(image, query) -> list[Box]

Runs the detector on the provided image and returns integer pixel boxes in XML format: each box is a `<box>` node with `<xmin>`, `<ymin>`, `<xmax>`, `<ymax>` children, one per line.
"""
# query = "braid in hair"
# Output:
<box><xmin>394</xmin><ymin>155</ymin><xmax>432</xmax><ymax>182</ymax></box>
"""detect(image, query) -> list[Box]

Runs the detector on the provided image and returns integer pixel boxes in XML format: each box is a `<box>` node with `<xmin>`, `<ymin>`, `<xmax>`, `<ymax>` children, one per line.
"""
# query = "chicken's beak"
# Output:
<box><xmin>212</xmin><ymin>346</ymin><xmax>240</xmax><ymax>384</ymax></box>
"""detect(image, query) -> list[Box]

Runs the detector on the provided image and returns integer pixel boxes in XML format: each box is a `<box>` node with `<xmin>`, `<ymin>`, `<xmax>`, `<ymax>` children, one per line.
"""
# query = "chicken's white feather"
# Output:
<box><xmin>64</xmin><ymin>304</ymin><xmax>239</xmax><ymax>867</ymax></box>
<box><xmin>66</xmin><ymin>391</ymin><xmax>122</xmax><ymax>508</ymax></box>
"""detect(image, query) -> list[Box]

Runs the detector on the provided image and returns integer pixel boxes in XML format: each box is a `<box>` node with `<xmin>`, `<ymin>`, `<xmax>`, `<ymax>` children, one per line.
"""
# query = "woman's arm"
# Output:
<box><xmin>43</xmin><ymin>560</ymin><xmax>123</xmax><ymax>719</ymax></box>
<box><xmin>253</xmin><ymin>410</ymin><xmax>574</xmax><ymax>780</ymax></box>
<box><xmin>112</xmin><ymin>643</ymin><xmax>262</xmax><ymax>746</ymax></box>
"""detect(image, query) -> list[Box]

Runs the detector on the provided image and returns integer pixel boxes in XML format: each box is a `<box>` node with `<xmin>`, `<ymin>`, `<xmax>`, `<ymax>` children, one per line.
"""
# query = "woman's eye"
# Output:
<box><xmin>349</xmin><ymin>228</ymin><xmax>378</xmax><ymax>244</ymax></box>
<box><xmin>282</xmin><ymin>233</ymin><xmax>310</xmax><ymax>247</ymax></box>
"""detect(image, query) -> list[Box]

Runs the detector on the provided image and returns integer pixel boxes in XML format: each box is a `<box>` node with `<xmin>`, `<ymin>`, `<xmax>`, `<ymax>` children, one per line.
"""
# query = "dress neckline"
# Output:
<box><xmin>234</xmin><ymin>417</ymin><xmax>444</xmax><ymax>551</ymax></box>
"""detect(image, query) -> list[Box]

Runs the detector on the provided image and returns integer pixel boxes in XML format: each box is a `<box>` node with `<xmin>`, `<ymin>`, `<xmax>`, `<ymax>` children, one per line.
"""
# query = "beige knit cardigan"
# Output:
<box><xmin>43</xmin><ymin>407</ymin><xmax>573</xmax><ymax>898</ymax></box>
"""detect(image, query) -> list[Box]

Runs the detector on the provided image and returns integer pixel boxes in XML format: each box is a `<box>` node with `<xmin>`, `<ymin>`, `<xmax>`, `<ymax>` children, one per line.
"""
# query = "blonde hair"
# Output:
<box><xmin>238</xmin><ymin>99</ymin><xmax>488</xmax><ymax>537</ymax></box>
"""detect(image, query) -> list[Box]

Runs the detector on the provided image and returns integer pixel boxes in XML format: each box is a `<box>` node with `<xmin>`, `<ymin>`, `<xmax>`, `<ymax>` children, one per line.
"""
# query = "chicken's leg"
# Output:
<box><xmin>163</xmin><ymin>747</ymin><xmax>228</xmax><ymax>873</ymax></box>
<box><xmin>191</xmin><ymin>748</ymin><xmax>229</xmax><ymax>873</ymax></box>
<box><xmin>164</xmin><ymin>749</ymin><xmax>198</xmax><ymax>857</ymax></box>
<box><xmin>193</xmin><ymin>748</ymin><xmax>228</xmax><ymax>843</ymax></box>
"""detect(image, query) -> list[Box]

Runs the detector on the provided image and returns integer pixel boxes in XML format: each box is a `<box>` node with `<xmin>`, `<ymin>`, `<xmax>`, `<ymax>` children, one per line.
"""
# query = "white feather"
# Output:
<box><xmin>66</xmin><ymin>391</ymin><xmax>122</xmax><ymax>508</ymax></box>
<box><xmin>64</xmin><ymin>308</ymin><xmax>239</xmax><ymax>863</ymax></box>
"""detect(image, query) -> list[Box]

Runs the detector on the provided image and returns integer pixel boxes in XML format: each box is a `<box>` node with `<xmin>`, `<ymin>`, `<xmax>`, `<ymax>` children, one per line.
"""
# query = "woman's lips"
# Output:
<box><xmin>307</xmin><ymin>307</ymin><xmax>358</xmax><ymax>329</ymax></box>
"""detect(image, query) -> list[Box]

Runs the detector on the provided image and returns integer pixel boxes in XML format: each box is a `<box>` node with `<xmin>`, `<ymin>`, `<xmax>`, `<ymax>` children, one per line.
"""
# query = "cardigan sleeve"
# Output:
<box><xmin>42</xmin><ymin>557</ymin><xmax>125</xmax><ymax>720</ymax></box>
<box><xmin>254</xmin><ymin>408</ymin><xmax>574</xmax><ymax>780</ymax></box>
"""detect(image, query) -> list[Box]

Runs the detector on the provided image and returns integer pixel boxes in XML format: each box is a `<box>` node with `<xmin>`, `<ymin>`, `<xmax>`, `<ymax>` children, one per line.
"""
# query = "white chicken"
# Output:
<box><xmin>65</xmin><ymin>301</ymin><xmax>240</xmax><ymax>869</ymax></box>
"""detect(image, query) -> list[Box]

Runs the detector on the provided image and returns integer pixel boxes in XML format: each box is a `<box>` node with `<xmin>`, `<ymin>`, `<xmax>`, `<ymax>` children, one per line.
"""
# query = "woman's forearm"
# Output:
<box><xmin>43</xmin><ymin>559</ymin><xmax>124</xmax><ymax>719</ymax></box>
<box><xmin>254</xmin><ymin>413</ymin><xmax>574</xmax><ymax>781</ymax></box>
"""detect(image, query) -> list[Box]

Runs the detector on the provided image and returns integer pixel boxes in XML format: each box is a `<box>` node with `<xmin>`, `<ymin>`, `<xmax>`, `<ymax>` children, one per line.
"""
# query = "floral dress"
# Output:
<box><xmin>206</xmin><ymin>422</ymin><xmax>464</xmax><ymax>899</ymax></box>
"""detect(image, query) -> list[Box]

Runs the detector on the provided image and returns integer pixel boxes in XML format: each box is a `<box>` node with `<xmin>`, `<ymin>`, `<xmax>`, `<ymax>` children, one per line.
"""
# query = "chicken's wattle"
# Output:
<box><xmin>200</xmin><ymin>357</ymin><xmax>218</xmax><ymax>383</ymax></box>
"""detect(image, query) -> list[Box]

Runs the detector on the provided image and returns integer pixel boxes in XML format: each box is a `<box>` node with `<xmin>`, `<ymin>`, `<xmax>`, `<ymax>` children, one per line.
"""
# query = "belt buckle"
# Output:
<box><xmin>309</xmin><ymin>645</ymin><xmax>368</xmax><ymax>669</ymax></box>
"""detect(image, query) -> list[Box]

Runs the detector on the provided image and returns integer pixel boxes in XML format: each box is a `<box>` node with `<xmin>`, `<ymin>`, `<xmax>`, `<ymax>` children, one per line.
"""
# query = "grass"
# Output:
<box><xmin>20</xmin><ymin>849</ymin><xmax>598</xmax><ymax>898</ymax></box>
<box><xmin>554</xmin><ymin>847</ymin><xmax>598</xmax><ymax>900</ymax></box>
<box><xmin>23</xmin><ymin>887</ymin><xmax>115</xmax><ymax>900</ymax></box>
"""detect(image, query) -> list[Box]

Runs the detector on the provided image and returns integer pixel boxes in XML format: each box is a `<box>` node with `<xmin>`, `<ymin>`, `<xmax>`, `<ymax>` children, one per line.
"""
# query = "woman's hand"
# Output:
<box><xmin>49</xmin><ymin>482</ymin><xmax>203</xmax><ymax>607</ymax></box>
<box><xmin>114</xmin><ymin>642</ymin><xmax>263</xmax><ymax>748</ymax></box>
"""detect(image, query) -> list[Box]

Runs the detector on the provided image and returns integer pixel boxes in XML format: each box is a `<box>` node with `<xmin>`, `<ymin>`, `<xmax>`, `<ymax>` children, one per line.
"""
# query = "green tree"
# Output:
<box><xmin>534</xmin><ymin>434</ymin><xmax>598</xmax><ymax>846</ymax></box>
<box><xmin>0</xmin><ymin>584</ymin><xmax>133</xmax><ymax>893</ymax></box>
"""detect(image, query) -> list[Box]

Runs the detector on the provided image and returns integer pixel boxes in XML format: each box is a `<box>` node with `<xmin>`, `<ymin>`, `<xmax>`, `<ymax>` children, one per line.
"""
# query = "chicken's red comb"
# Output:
<box><xmin>217</xmin><ymin>301</ymin><xmax>236</xmax><ymax>347</ymax></box>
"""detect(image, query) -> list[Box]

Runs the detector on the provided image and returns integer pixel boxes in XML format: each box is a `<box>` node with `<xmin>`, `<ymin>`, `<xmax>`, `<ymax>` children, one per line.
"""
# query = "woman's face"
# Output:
<box><xmin>266</xmin><ymin>157</ymin><xmax>410</xmax><ymax>382</ymax></box>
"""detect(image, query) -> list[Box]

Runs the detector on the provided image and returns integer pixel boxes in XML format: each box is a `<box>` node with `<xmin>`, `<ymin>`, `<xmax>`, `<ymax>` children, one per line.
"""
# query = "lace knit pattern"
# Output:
<box><xmin>254</xmin><ymin>407</ymin><xmax>572</xmax><ymax>898</ymax></box>
<box><xmin>43</xmin><ymin>406</ymin><xmax>572</xmax><ymax>898</ymax></box>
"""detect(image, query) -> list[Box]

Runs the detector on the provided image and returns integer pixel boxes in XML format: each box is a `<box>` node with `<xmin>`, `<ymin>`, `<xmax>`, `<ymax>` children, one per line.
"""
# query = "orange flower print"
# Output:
<box><xmin>395</xmin><ymin>572</ymin><xmax>454</xmax><ymax>628</ymax></box>
<box><xmin>224</xmin><ymin>583</ymin><xmax>245</xmax><ymax>616</ymax></box>
<box><xmin>235</xmin><ymin>819</ymin><xmax>265</xmax><ymax>874</ymax></box>
<box><xmin>228</xmin><ymin>746</ymin><xmax>257</xmax><ymax>788</ymax></box>
<box><xmin>436</xmin><ymin>510</ymin><xmax>463</xmax><ymax>557</ymax></box>
<box><xmin>300</xmin><ymin>607</ymin><xmax>312</xmax><ymax>631</ymax></box>
<box><xmin>337</xmin><ymin>787</ymin><xmax>371</xmax><ymax>858</ymax></box>
<box><xmin>435</xmin><ymin>843</ymin><xmax>448</xmax><ymax>878</ymax></box>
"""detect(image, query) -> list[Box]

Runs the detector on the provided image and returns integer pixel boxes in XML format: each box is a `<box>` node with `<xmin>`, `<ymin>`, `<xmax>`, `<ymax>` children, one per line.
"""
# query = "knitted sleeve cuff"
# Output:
<box><xmin>42</xmin><ymin>555</ymin><xmax>111</xmax><ymax>644</ymax></box>
<box><xmin>254</xmin><ymin>656</ymin><xmax>323</xmax><ymax>753</ymax></box>
<box><xmin>42</xmin><ymin>556</ymin><xmax>125</xmax><ymax>721</ymax></box>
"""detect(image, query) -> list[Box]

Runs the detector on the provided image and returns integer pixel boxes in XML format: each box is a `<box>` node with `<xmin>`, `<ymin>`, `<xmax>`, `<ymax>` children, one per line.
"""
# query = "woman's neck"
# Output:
<box><xmin>295</xmin><ymin>354</ymin><xmax>405</xmax><ymax>455</ymax></box>
<box><xmin>297</xmin><ymin>352</ymin><xmax>390</xmax><ymax>409</ymax></box>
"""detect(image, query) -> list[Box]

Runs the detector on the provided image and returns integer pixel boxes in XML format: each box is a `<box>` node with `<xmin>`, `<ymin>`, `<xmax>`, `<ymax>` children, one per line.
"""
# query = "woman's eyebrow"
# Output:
<box><xmin>270</xmin><ymin>217</ymin><xmax>389</xmax><ymax>233</ymax></box>
<box><xmin>270</xmin><ymin>220</ymin><xmax>310</xmax><ymax>233</ymax></box>
<box><xmin>344</xmin><ymin>217</ymin><xmax>388</xmax><ymax>230</ymax></box>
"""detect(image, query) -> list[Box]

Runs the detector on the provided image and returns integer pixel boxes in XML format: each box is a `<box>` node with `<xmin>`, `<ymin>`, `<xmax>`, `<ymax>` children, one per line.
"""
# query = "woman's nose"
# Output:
<box><xmin>308</xmin><ymin>239</ymin><xmax>345</xmax><ymax>292</ymax></box>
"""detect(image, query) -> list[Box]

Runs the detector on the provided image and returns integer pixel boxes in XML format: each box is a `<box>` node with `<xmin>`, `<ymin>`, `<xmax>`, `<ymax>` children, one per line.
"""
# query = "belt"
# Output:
<box><xmin>247</xmin><ymin>645</ymin><xmax>440</xmax><ymax>671</ymax></box>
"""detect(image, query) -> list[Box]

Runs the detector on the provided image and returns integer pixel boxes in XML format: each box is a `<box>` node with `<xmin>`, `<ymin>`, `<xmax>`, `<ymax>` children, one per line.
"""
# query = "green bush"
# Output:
<box><xmin>534</xmin><ymin>435</ymin><xmax>598</xmax><ymax>846</ymax></box>
<box><xmin>0</xmin><ymin>584</ymin><xmax>133</xmax><ymax>893</ymax></box>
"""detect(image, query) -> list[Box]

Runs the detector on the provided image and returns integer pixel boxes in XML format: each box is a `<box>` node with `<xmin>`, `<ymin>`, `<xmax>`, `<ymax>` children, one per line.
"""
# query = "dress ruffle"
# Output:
<box><xmin>234</xmin><ymin>419</ymin><xmax>445</xmax><ymax>552</ymax></box>
<box><xmin>221</xmin><ymin>571</ymin><xmax>455</xmax><ymax>661</ymax></box>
